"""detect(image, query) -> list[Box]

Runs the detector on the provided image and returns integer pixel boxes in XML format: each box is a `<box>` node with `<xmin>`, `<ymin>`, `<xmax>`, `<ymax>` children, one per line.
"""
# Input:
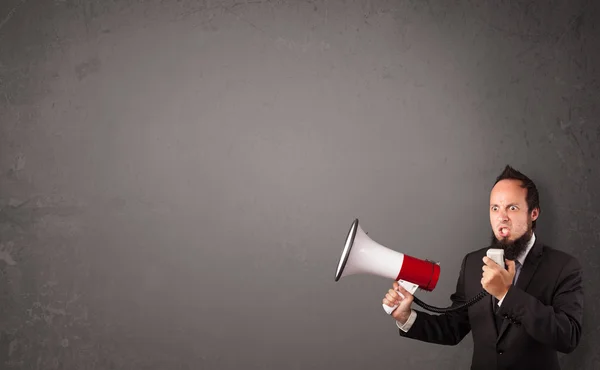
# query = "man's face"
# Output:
<box><xmin>489</xmin><ymin>179</ymin><xmax>539</xmax><ymax>243</ymax></box>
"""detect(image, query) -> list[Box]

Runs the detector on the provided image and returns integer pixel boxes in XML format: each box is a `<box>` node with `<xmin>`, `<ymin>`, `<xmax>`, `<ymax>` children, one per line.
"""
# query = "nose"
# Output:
<box><xmin>498</xmin><ymin>210</ymin><xmax>508</xmax><ymax>221</ymax></box>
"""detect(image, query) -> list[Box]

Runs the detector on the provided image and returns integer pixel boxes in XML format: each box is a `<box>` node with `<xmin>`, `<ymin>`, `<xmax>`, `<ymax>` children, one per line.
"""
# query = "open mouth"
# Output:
<box><xmin>498</xmin><ymin>227</ymin><xmax>510</xmax><ymax>237</ymax></box>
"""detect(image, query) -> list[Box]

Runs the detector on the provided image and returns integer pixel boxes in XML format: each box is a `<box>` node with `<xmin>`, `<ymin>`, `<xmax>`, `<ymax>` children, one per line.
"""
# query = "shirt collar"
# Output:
<box><xmin>517</xmin><ymin>232</ymin><xmax>536</xmax><ymax>266</ymax></box>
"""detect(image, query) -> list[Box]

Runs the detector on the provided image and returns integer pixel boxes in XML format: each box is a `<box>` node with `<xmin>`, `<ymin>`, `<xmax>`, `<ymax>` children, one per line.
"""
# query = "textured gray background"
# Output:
<box><xmin>1</xmin><ymin>0</ymin><xmax>599</xmax><ymax>369</ymax></box>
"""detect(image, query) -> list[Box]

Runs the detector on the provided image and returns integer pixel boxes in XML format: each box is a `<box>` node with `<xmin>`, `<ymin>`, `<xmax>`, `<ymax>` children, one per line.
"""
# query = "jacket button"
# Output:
<box><xmin>498</xmin><ymin>350</ymin><xmax>504</xmax><ymax>355</ymax></box>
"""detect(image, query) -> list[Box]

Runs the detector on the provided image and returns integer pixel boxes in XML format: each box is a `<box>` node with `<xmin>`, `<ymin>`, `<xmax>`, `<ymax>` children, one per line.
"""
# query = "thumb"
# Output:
<box><xmin>505</xmin><ymin>259</ymin><xmax>516</xmax><ymax>275</ymax></box>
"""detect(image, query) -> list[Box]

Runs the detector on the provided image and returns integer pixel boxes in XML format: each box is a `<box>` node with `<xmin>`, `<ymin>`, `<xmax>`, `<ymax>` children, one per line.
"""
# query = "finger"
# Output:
<box><xmin>482</xmin><ymin>267</ymin><xmax>494</xmax><ymax>278</ymax></box>
<box><xmin>392</xmin><ymin>287</ymin><xmax>406</xmax><ymax>300</ymax></box>
<box><xmin>505</xmin><ymin>259</ymin><xmax>516</xmax><ymax>274</ymax></box>
<box><xmin>383</xmin><ymin>298</ymin><xmax>395</xmax><ymax>307</ymax></box>
<box><xmin>483</xmin><ymin>256</ymin><xmax>500</xmax><ymax>268</ymax></box>
<box><xmin>388</xmin><ymin>289</ymin><xmax>400</xmax><ymax>300</ymax></box>
<box><xmin>395</xmin><ymin>284</ymin><xmax>409</xmax><ymax>296</ymax></box>
<box><xmin>482</xmin><ymin>257</ymin><xmax>499</xmax><ymax>269</ymax></box>
<box><xmin>386</xmin><ymin>293</ymin><xmax>400</xmax><ymax>302</ymax></box>
<box><xmin>396</xmin><ymin>290</ymin><xmax>406</xmax><ymax>299</ymax></box>
<box><xmin>385</xmin><ymin>294</ymin><xmax>401</xmax><ymax>306</ymax></box>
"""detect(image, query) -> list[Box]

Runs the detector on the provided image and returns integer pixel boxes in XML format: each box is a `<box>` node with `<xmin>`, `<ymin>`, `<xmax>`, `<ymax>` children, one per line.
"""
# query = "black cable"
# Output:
<box><xmin>411</xmin><ymin>290</ymin><xmax>490</xmax><ymax>313</ymax></box>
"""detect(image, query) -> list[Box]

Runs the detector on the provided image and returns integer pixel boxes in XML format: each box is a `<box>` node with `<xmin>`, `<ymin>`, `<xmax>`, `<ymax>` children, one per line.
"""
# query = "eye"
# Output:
<box><xmin>510</xmin><ymin>205</ymin><xmax>518</xmax><ymax>211</ymax></box>
<box><xmin>491</xmin><ymin>206</ymin><xmax>498</xmax><ymax>211</ymax></box>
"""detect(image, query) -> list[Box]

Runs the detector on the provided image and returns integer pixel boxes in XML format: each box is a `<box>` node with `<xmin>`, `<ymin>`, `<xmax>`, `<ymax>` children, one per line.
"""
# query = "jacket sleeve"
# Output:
<box><xmin>398</xmin><ymin>254</ymin><xmax>472</xmax><ymax>345</ymax></box>
<box><xmin>496</xmin><ymin>256</ymin><xmax>584</xmax><ymax>353</ymax></box>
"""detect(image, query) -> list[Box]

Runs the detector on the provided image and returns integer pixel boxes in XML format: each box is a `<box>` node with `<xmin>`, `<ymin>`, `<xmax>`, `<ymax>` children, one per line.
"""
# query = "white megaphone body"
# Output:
<box><xmin>335</xmin><ymin>218</ymin><xmax>441</xmax><ymax>315</ymax></box>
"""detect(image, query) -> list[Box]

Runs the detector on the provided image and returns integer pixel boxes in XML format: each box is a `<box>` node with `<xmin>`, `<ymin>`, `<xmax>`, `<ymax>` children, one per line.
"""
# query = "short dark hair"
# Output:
<box><xmin>494</xmin><ymin>165</ymin><xmax>541</xmax><ymax>229</ymax></box>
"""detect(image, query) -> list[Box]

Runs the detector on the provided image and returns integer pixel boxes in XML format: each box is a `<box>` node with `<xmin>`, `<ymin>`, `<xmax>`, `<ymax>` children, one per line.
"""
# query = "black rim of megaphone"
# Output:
<box><xmin>335</xmin><ymin>218</ymin><xmax>359</xmax><ymax>282</ymax></box>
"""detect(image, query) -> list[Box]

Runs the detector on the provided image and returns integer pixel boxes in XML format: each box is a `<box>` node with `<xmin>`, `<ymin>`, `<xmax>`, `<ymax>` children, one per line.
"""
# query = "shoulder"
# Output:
<box><xmin>539</xmin><ymin>243</ymin><xmax>582</xmax><ymax>271</ymax></box>
<box><xmin>456</xmin><ymin>247</ymin><xmax>489</xmax><ymax>270</ymax></box>
<box><xmin>540</xmin><ymin>243</ymin><xmax>577</xmax><ymax>259</ymax></box>
<box><xmin>536</xmin><ymin>243</ymin><xmax>584</xmax><ymax>293</ymax></box>
<box><xmin>464</xmin><ymin>246</ymin><xmax>489</xmax><ymax>262</ymax></box>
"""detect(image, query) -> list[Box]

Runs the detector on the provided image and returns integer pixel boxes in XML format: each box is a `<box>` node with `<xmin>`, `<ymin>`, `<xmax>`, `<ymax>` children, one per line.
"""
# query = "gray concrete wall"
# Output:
<box><xmin>1</xmin><ymin>0</ymin><xmax>598</xmax><ymax>369</ymax></box>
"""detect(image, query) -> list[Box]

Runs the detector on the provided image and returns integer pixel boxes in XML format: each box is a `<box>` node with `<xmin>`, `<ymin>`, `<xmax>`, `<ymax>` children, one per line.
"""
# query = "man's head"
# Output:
<box><xmin>489</xmin><ymin>165</ymin><xmax>540</xmax><ymax>260</ymax></box>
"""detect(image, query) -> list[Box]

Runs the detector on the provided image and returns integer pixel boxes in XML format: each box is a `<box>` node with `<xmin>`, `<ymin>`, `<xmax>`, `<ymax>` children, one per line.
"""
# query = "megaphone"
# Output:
<box><xmin>335</xmin><ymin>218</ymin><xmax>490</xmax><ymax>314</ymax></box>
<box><xmin>334</xmin><ymin>218</ymin><xmax>440</xmax><ymax>314</ymax></box>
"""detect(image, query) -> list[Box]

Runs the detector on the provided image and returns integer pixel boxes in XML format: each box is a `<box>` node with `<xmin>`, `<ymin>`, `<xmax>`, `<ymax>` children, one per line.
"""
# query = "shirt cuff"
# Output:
<box><xmin>395</xmin><ymin>309</ymin><xmax>417</xmax><ymax>332</ymax></box>
<box><xmin>497</xmin><ymin>291</ymin><xmax>508</xmax><ymax>306</ymax></box>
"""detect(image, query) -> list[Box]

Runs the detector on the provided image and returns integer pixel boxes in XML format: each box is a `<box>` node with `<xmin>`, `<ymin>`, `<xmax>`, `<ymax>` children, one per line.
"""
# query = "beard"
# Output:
<box><xmin>489</xmin><ymin>227</ymin><xmax>533</xmax><ymax>261</ymax></box>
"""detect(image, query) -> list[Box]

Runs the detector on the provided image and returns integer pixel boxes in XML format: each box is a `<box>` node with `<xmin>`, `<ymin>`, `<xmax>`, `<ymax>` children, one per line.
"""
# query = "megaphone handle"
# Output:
<box><xmin>383</xmin><ymin>280</ymin><xmax>419</xmax><ymax>315</ymax></box>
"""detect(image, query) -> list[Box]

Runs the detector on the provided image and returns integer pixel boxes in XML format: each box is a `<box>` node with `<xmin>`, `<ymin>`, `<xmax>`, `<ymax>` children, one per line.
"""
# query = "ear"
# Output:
<box><xmin>530</xmin><ymin>207</ymin><xmax>540</xmax><ymax>221</ymax></box>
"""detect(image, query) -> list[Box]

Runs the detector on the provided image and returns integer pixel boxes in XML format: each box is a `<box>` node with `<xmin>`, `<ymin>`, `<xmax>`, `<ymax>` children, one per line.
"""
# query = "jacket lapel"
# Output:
<box><xmin>496</xmin><ymin>240</ymin><xmax>544</xmax><ymax>342</ymax></box>
<box><xmin>490</xmin><ymin>295</ymin><xmax>501</xmax><ymax>336</ymax></box>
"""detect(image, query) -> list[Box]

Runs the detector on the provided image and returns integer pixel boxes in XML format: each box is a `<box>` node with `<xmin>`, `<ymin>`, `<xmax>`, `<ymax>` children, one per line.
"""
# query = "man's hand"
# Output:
<box><xmin>383</xmin><ymin>281</ymin><xmax>414</xmax><ymax>324</ymax></box>
<box><xmin>481</xmin><ymin>257</ymin><xmax>516</xmax><ymax>300</ymax></box>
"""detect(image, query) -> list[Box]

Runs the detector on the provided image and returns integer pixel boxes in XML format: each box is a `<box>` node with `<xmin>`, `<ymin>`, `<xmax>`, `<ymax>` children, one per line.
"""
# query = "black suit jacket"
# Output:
<box><xmin>398</xmin><ymin>239</ymin><xmax>584</xmax><ymax>370</ymax></box>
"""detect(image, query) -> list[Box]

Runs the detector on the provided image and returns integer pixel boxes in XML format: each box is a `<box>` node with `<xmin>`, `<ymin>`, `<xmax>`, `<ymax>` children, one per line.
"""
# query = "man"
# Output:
<box><xmin>383</xmin><ymin>165</ymin><xmax>584</xmax><ymax>370</ymax></box>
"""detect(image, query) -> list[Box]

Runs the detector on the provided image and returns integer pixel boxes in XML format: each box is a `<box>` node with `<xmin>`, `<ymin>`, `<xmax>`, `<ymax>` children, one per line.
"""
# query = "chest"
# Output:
<box><xmin>463</xmin><ymin>257</ymin><xmax>555</xmax><ymax>315</ymax></box>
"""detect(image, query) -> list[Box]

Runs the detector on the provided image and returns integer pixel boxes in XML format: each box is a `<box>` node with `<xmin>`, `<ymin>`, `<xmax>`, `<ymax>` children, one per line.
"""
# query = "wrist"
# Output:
<box><xmin>396</xmin><ymin>311</ymin><xmax>411</xmax><ymax>324</ymax></box>
<box><xmin>495</xmin><ymin>287</ymin><xmax>509</xmax><ymax>301</ymax></box>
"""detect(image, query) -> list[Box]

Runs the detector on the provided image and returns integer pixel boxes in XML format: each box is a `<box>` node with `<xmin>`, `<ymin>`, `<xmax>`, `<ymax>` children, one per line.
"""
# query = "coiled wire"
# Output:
<box><xmin>412</xmin><ymin>290</ymin><xmax>490</xmax><ymax>313</ymax></box>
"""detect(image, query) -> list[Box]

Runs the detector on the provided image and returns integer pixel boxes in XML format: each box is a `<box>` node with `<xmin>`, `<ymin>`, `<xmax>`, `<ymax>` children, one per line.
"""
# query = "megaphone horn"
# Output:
<box><xmin>334</xmin><ymin>218</ymin><xmax>440</xmax><ymax>315</ymax></box>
